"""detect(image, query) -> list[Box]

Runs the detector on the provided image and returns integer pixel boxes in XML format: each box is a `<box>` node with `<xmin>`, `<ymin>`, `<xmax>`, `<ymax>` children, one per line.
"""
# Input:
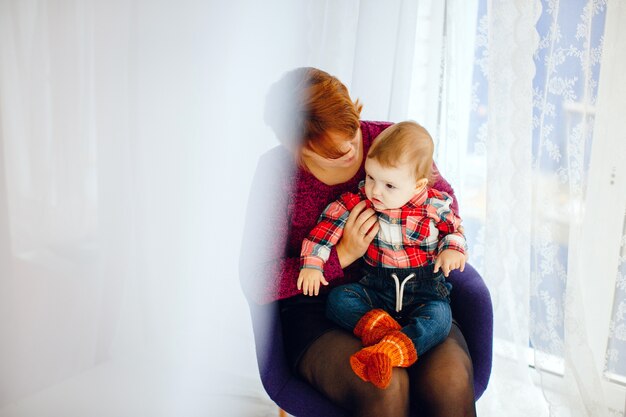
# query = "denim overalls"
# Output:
<box><xmin>326</xmin><ymin>263</ymin><xmax>452</xmax><ymax>356</ymax></box>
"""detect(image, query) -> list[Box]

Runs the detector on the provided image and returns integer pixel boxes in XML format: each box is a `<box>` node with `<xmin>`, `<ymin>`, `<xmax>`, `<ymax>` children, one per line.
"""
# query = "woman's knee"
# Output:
<box><xmin>352</xmin><ymin>368</ymin><xmax>410</xmax><ymax>417</ymax></box>
<box><xmin>412</xmin><ymin>362</ymin><xmax>475</xmax><ymax>417</ymax></box>
<box><xmin>409</xmin><ymin>326</ymin><xmax>476</xmax><ymax>416</ymax></box>
<box><xmin>424</xmin><ymin>363</ymin><xmax>473</xmax><ymax>397</ymax></box>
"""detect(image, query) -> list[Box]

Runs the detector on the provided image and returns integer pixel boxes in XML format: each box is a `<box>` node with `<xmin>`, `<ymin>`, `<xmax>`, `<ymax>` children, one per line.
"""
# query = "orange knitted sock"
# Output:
<box><xmin>353</xmin><ymin>309</ymin><xmax>402</xmax><ymax>346</ymax></box>
<box><xmin>350</xmin><ymin>331</ymin><xmax>417</xmax><ymax>389</ymax></box>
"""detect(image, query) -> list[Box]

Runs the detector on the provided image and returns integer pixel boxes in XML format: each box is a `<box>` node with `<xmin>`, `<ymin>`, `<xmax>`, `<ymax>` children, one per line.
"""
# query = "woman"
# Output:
<box><xmin>241</xmin><ymin>67</ymin><xmax>477</xmax><ymax>417</ymax></box>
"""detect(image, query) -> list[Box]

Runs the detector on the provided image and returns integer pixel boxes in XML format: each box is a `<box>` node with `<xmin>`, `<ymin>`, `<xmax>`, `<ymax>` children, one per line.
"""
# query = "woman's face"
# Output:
<box><xmin>302</xmin><ymin>129</ymin><xmax>362</xmax><ymax>169</ymax></box>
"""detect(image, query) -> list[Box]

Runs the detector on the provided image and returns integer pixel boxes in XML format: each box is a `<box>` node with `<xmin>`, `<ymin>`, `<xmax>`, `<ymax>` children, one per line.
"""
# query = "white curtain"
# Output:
<box><xmin>0</xmin><ymin>1</ymin><xmax>433</xmax><ymax>415</ymax></box>
<box><xmin>0</xmin><ymin>1</ymin><xmax>316</xmax><ymax>415</ymax></box>
<box><xmin>2</xmin><ymin>1</ymin><xmax>626</xmax><ymax>416</ymax></box>
<box><xmin>432</xmin><ymin>0</ymin><xmax>626</xmax><ymax>416</ymax></box>
<box><xmin>326</xmin><ymin>0</ymin><xmax>626</xmax><ymax>415</ymax></box>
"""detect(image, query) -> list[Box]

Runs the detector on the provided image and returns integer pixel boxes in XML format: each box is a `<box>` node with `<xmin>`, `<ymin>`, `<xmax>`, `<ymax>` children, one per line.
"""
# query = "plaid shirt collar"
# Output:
<box><xmin>357</xmin><ymin>180</ymin><xmax>429</xmax><ymax>211</ymax></box>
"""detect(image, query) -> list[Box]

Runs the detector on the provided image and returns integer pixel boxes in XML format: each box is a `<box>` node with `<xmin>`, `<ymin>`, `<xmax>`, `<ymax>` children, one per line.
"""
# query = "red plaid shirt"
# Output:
<box><xmin>300</xmin><ymin>181</ymin><xmax>466</xmax><ymax>271</ymax></box>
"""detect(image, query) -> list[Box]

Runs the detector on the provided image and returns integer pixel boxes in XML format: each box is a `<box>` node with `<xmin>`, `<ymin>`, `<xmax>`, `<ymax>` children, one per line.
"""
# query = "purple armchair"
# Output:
<box><xmin>245</xmin><ymin>263</ymin><xmax>492</xmax><ymax>416</ymax></box>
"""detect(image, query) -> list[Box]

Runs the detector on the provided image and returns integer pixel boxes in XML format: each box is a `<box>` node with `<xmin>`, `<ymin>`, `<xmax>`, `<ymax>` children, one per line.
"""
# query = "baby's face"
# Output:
<box><xmin>301</xmin><ymin>129</ymin><xmax>362</xmax><ymax>169</ymax></box>
<box><xmin>364</xmin><ymin>158</ymin><xmax>423</xmax><ymax>210</ymax></box>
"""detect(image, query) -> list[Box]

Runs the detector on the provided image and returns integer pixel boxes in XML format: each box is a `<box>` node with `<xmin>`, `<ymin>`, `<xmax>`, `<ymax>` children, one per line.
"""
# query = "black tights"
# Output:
<box><xmin>298</xmin><ymin>324</ymin><xmax>476</xmax><ymax>417</ymax></box>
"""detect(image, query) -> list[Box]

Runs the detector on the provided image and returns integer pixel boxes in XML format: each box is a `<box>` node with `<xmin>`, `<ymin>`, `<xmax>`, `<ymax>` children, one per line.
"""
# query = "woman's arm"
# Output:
<box><xmin>239</xmin><ymin>150</ymin><xmax>306</xmax><ymax>304</ymax></box>
<box><xmin>239</xmin><ymin>149</ymin><xmax>353</xmax><ymax>304</ymax></box>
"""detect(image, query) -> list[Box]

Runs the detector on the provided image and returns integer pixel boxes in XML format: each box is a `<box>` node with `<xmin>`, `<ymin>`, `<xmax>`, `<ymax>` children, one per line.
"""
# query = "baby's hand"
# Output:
<box><xmin>434</xmin><ymin>249</ymin><xmax>466</xmax><ymax>277</ymax></box>
<box><xmin>297</xmin><ymin>268</ymin><xmax>329</xmax><ymax>296</ymax></box>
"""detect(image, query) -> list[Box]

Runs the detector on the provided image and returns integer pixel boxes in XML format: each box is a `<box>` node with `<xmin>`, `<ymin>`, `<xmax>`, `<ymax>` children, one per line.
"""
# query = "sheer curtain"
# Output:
<box><xmin>0</xmin><ymin>1</ymin><xmax>436</xmax><ymax>415</ymax></box>
<box><xmin>432</xmin><ymin>0</ymin><xmax>626</xmax><ymax>416</ymax></box>
<box><xmin>0</xmin><ymin>1</ymin><xmax>317</xmax><ymax>415</ymax></box>
<box><xmin>326</xmin><ymin>0</ymin><xmax>626</xmax><ymax>415</ymax></box>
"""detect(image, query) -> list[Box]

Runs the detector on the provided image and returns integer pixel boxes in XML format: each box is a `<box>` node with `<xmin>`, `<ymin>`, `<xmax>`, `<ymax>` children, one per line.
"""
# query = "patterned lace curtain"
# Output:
<box><xmin>431</xmin><ymin>0</ymin><xmax>626</xmax><ymax>415</ymax></box>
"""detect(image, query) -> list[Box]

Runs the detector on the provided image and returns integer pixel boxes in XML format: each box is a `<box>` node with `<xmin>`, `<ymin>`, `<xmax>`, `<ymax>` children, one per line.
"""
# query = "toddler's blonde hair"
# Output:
<box><xmin>367</xmin><ymin>121</ymin><xmax>434</xmax><ymax>184</ymax></box>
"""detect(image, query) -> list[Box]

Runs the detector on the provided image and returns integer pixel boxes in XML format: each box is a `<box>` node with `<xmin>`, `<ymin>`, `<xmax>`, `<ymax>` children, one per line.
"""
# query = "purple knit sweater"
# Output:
<box><xmin>240</xmin><ymin>121</ymin><xmax>458</xmax><ymax>305</ymax></box>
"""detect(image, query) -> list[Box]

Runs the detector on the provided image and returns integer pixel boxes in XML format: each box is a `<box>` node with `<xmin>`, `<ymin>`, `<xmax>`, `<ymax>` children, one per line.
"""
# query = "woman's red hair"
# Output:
<box><xmin>265</xmin><ymin>67</ymin><xmax>362</xmax><ymax>160</ymax></box>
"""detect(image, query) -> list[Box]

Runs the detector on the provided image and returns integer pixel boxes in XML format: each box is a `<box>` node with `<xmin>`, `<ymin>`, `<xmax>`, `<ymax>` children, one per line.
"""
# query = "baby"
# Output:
<box><xmin>298</xmin><ymin>121</ymin><xmax>466</xmax><ymax>388</ymax></box>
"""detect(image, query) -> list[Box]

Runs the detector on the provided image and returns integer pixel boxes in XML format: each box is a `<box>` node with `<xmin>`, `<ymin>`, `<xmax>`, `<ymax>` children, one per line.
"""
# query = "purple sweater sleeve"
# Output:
<box><xmin>239</xmin><ymin>151</ymin><xmax>298</xmax><ymax>304</ymax></box>
<box><xmin>239</xmin><ymin>149</ymin><xmax>346</xmax><ymax>304</ymax></box>
<box><xmin>431</xmin><ymin>163</ymin><xmax>459</xmax><ymax>215</ymax></box>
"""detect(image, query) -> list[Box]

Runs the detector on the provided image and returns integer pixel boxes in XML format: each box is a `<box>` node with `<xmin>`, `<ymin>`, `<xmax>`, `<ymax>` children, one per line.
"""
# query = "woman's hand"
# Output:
<box><xmin>434</xmin><ymin>249</ymin><xmax>466</xmax><ymax>277</ymax></box>
<box><xmin>336</xmin><ymin>201</ymin><xmax>379</xmax><ymax>268</ymax></box>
